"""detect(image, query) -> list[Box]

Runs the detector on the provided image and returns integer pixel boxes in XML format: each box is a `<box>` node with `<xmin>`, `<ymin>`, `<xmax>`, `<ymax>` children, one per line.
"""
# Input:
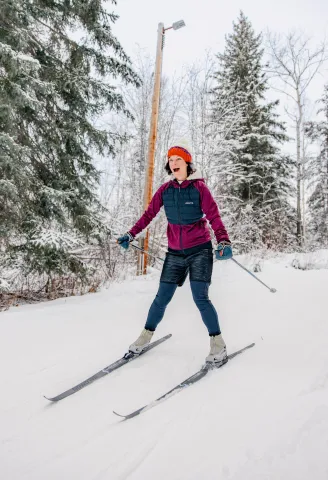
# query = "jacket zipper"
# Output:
<box><xmin>177</xmin><ymin>186</ymin><xmax>183</xmax><ymax>250</ymax></box>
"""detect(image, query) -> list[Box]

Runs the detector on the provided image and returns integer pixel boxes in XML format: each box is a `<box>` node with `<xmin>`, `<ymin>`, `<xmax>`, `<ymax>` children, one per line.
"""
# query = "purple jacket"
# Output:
<box><xmin>129</xmin><ymin>174</ymin><xmax>230</xmax><ymax>251</ymax></box>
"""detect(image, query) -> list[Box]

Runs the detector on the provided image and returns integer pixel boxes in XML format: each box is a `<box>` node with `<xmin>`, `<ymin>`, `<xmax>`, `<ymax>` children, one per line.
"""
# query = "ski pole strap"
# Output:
<box><xmin>230</xmin><ymin>258</ymin><xmax>277</xmax><ymax>293</ymax></box>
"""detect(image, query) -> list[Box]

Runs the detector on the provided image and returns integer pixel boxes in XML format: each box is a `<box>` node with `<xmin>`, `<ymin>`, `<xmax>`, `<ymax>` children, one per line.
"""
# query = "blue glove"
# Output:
<box><xmin>215</xmin><ymin>241</ymin><xmax>232</xmax><ymax>260</ymax></box>
<box><xmin>117</xmin><ymin>232</ymin><xmax>134</xmax><ymax>250</ymax></box>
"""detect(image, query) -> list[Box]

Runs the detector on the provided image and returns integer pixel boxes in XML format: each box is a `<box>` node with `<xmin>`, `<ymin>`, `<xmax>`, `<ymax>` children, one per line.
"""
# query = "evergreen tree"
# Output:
<box><xmin>211</xmin><ymin>11</ymin><xmax>295</xmax><ymax>250</ymax></box>
<box><xmin>306</xmin><ymin>85</ymin><xmax>328</xmax><ymax>246</ymax></box>
<box><xmin>0</xmin><ymin>0</ymin><xmax>140</xmax><ymax>279</ymax></box>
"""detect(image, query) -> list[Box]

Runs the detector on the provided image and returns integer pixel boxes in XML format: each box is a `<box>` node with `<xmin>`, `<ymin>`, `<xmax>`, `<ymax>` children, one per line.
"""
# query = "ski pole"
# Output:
<box><xmin>118</xmin><ymin>240</ymin><xmax>277</xmax><ymax>293</ymax></box>
<box><xmin>130</xmin><ymin>243</ymin><xmax>165</xmax><ymax>262</ymax></box>
<box><xmin>114</xmin><ymin>230</ymin><xmax>166</xmax><ymax>262</ymax></box>
<box><xmin>230</xmin><ymin>257</ymin><xmax>277</xmax><ymax>293</ymax></box>
<box><xmin>115</xmin><ymin>237</ymin><xmax>165</xmax><ymax>263</ymax></box>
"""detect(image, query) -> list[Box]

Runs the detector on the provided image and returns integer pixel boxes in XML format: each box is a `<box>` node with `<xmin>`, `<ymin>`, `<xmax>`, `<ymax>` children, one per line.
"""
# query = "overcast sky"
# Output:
<box><xmin>110</xmin><ymin>0</ymin><xmax>328</xmax><ymax>154</ymax></box>
<box><xmin>113</xmin><ymin>0</ymin><xmax>328</xmax><ymax>79</ymax></box>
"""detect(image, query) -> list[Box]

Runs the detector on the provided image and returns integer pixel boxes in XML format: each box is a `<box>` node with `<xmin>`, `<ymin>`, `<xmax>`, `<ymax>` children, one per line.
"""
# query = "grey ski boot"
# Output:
<box><xmin>205</xmin><ymin>334</ymin><xmax>228</xmax><ymax>367</ymax></box>
<box><xmin>129</xmin><ymin>328</ymin><xmax>154</xmax><ymax>354</ymax></box>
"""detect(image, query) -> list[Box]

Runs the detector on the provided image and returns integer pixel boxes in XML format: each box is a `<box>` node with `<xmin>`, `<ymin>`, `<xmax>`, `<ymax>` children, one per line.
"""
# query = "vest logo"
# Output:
<box><xmin>185</xmin><ymin>201</ymin><xmax>194</xmax><ymax>204</ymax></box>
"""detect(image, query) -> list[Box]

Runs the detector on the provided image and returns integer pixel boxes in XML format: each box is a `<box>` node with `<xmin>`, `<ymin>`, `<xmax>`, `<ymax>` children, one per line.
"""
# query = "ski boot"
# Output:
<box><xmin>128</xmin><ymin>328</ymin><xmax>154</xmax><ymax>355</ymax></box>
<box><xmin>205</xmin><ymin>334</ymin><xmax>228</xmax><ymax>367</ymax></box>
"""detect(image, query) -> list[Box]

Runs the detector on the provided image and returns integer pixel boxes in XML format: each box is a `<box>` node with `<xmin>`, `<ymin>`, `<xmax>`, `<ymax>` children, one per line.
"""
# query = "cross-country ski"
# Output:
<box><xmin>44</xmin><ymin>334</ymin><xmax>172</xmax><ymax>402</ymax></box>
<box><xmin>113</xmin><ymin>343</ymin><xmax>255</xmax><ymax>420</ymax></box>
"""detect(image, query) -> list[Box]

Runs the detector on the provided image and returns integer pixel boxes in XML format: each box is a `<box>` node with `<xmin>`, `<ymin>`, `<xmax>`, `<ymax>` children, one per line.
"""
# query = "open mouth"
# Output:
<box><xmin>173</xmin><ymin>168</ymin><xmax>180</xmax><ymax>173</ymax></box>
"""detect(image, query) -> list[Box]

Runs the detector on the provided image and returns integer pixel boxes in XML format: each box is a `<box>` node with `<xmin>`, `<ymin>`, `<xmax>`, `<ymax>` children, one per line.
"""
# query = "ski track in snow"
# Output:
<box><xmin>1</xmin><ymin>253</ymin><xmax>328</xmax><ymax>479</ymax></box>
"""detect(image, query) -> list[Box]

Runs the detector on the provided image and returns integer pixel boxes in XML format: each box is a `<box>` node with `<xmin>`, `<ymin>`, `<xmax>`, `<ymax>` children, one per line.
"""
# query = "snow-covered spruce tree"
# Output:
<box><xmin>0</xmin><ymin>20</ymin><xmax>47</xmax><ymax>249</ymax></box>
<box><xmin>306</xmin><ymin>85</ymin><xmax>328</xmax><ymax>246</ymax></box>
<box><xmin>0</xmin><ymin>0</ymin><xmax>140</xmax><ymax>282</ymax></box>
<box><xmin>211</xmin><ymin>12</ymin><xmax>295</xmax><ymax>251</ymax></box>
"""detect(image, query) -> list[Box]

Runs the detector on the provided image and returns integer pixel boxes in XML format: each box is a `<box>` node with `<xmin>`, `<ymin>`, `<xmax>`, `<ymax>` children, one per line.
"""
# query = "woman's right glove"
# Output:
<box><xmin>117</xmin><ymin>232</ymin><xmax>134</xmax><ymax>250</ymax></box>
<box><xmin>215</xmin><ymin>241</ymin><xmax>233</xmax><ymax>260</ymax></box>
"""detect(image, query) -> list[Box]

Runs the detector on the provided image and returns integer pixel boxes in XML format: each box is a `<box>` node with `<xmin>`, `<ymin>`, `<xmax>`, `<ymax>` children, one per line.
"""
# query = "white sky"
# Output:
<box><xmin>113</xmin><ymin>0</ymin><xmax>328</xmax><ymax>79</ymax></box>
<box><xmin>112</xmin><ymin>0</ymin><xmax>328</xmax><ymax>157</ymax></box>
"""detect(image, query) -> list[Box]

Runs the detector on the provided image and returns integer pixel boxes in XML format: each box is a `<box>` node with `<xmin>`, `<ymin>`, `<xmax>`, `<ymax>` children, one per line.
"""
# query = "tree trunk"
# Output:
<box><xmin>296</xmin><ymin>95</ymin><xmax>303</xmax><ymax>246</ymax></box>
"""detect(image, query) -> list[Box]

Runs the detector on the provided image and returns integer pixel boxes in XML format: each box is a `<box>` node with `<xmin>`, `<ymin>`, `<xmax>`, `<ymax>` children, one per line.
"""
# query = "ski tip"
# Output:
<box><xmin>44</xmin><ymin>395</ymin><xmax>55</xmax><ymax>402</ymax></box>
<box><xmin>113</xmin><ymin>410</ymin><xmax>126</xmax><ymax>419</ymax></box>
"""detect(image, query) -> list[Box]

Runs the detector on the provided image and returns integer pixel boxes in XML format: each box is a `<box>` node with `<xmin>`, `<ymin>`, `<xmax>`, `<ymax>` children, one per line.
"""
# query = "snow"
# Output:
<box><xmin>1</xmin><ymin>253</ymin><xmax>328</xmax><ymax>479</ymax></box>
<box><xmin>30</xmin><ymin>227</ymin><xmax>82</xmax><ymax>250</ymax></box>
<box><xmin>0</xmin><ymin>44</ymin><xmax>41</xmax><ymax>70</ymax></box>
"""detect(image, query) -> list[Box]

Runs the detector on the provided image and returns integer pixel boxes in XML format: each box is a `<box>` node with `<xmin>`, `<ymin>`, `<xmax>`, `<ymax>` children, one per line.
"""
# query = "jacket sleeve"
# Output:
<box><xmin>129</xmin><ymin>185</ymin><xmax>164</xmax><ymax>238</ymax></box>
<box><xmin>197</xmin><ymin>182</ymin><xmax>230</xmax><ymax>243</ymax></box>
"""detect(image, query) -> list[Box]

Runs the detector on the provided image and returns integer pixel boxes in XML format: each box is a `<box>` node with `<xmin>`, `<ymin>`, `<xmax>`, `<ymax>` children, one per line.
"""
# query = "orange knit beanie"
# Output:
<box><xmin>167</xmin><ymin>145</ymin><xmax>192</xmax><ymax>163</ymax></box>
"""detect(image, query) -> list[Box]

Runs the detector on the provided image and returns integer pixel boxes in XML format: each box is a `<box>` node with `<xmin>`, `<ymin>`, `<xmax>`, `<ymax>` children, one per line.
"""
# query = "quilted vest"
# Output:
<box><xmin>162</xmin><ymin>183</ymin><xmax>203</xmax><ymax>225</ymax></box>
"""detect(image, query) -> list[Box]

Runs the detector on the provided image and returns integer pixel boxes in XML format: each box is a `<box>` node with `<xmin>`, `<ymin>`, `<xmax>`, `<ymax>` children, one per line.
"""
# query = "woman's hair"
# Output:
<box><xmin>164</xmin><ymin>161</ymin><xmax>195</xmax><ymax>177</ymax></box>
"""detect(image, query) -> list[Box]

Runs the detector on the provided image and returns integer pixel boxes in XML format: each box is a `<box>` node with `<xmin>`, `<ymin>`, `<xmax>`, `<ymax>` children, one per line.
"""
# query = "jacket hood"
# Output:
<box><xmin>170</xmin><ymin>167</ymin><xmax>204</xmax><ymax>185</ymax></box>
<box><xmin>187</xmin><ymin>168</ymin><xmax>203</xmax><ymax>181</ymax></box>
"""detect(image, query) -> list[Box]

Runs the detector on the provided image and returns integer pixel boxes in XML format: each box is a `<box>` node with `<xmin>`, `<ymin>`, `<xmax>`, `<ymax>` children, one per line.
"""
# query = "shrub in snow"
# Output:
<box><xmin>0</xmin><ymin>278</ymin><xmax>10</xmax><ymax>293</ymax></box>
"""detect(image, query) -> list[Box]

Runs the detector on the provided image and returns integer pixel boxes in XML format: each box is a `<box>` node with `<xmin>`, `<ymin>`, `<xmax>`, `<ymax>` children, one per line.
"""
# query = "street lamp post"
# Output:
<box><xmin>138</xmin><ymin>20</ymin><xmax>186</xmax><ymax>275</ymax></box>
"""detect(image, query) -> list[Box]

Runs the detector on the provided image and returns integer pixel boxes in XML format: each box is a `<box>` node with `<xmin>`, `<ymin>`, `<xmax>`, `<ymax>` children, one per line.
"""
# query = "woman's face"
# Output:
<box><xmin>169</xmin><ymin>155</ymin><xmax>188</xmax><ymax>181</ymax></box>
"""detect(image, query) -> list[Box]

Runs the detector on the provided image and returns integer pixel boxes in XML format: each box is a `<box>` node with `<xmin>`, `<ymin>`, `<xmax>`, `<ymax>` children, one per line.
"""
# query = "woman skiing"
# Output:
<box><xmin>117</xmin><ymin>142</ymin><xmax>232</xmax><ymax>365</ymax></box>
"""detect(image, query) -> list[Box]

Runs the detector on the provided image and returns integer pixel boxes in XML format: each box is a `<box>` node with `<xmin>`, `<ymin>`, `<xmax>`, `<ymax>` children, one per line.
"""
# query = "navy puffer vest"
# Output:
<box><xmin>162</xmin><ymin>183</ymin><xmax>203</xmax><ymax>225</ymax></box>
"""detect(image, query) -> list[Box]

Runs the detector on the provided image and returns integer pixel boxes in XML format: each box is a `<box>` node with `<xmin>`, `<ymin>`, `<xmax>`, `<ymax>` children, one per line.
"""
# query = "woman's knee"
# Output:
<box><xmin>190</xmin><ymin>281</ymin><xmax>209</xmax><ymax>301</ymax></box>
<box><xmin>155</xmin><ymin>282</ymin><xmax>177</xmax><ymax>306</ymax></box>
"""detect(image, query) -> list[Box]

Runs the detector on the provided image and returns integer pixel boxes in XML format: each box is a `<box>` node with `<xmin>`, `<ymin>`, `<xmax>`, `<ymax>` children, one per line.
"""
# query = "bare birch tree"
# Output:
<box><xmin>266</xmin><ymin>31</ymin><xmax>327</xmax><ymax>246</ymax></box>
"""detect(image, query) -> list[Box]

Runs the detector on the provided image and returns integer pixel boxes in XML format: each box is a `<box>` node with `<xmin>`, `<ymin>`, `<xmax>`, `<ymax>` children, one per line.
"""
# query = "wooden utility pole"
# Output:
<box><xmin>136</xmin><ymin>20</ymin><xmax>185</xmax><ymax>275</ymax></box>
<box><xmin>137</xmin><ymin>23</ymin><xmax>165</xmax><ymax>275</ymax></box>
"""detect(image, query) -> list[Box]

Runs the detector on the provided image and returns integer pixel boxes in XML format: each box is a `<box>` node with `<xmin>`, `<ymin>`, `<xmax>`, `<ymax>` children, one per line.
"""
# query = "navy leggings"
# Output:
<box><xmin>145</xmin><ymin>281</ymin><xmax>221</xmax><ymax>335</ymax></box>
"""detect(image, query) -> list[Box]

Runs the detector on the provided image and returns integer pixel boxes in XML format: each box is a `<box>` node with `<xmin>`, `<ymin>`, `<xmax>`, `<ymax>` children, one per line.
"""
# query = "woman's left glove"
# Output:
<box><xmin>215</xmin><ymin>241</ymin><xmax>233</xmax><ymax>260</ymax></box>
<box><xmin>117</xmin><ymin>232</ymin><xmax>134</xmax><ymax>250</ymax></box>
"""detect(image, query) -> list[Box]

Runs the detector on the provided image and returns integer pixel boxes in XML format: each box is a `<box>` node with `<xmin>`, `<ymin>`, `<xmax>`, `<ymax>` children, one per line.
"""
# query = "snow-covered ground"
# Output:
<box><xmin>1</xmin><ymin>253</ymin><xmax>328</xmax><ymax>480</ymax></box>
